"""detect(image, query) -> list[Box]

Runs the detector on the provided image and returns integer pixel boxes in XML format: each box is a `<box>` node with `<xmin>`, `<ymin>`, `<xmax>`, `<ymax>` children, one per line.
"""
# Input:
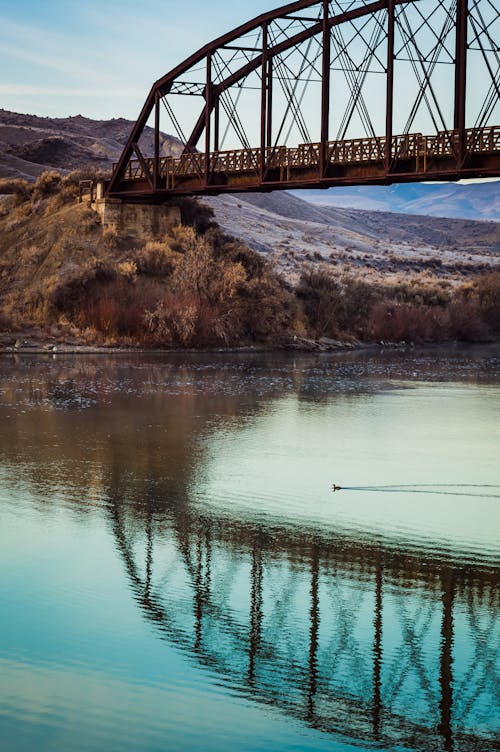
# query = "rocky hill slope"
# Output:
<box><xmin>0</xmin><ymin>109</ymin><xmax>183</xmax><ymax>180</ymax></box>
<box><xmin>206</xmin><ymin>191</ymin><xmax>499</xmax><ymax>283</ymax></box>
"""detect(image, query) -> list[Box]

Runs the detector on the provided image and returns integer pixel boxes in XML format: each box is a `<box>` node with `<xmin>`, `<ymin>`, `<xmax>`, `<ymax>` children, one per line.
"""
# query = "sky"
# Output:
<box><xmin>0</xmin><ymin>0</ymin><xmax>497</xmax><ymax>147</ymax></box>
<box><xmin>0</xmin><ymin>0</ymin><xmax>289</xmax><ymax>121</ymax></box>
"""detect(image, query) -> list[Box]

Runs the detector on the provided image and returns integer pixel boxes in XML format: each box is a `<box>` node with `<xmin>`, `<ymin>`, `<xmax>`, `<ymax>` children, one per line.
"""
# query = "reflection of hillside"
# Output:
<box><xmin>0</xmin><ymin>355</ymin><xmax>276</xmax><ymax>503</ymax></box>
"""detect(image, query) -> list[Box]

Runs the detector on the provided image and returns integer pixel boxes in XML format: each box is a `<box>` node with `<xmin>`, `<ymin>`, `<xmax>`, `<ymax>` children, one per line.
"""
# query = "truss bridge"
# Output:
<box><xmin>107</xmin><ymin>0</ymin><xmax>500</xmax><ymax>199</ymax></box>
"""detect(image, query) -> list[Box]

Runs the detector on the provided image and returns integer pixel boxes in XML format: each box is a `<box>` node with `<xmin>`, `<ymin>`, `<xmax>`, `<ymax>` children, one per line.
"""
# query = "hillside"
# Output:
<box><xmin>0</xmin><ymin>109</ymin><xmax>184</xmax><ymax>180</ymax></box>
<box><xmin>206</xmin><ymin>191</ymin><xmax>500</xmax><ymax>283</ymax></box>
<box><xmin>0</xmin><ymin>173</ymin><xmax>499</xmax><ymax>349</ymax></box>
<box><xmin>0</xmin><ymin>110</ymin><xmax>499</xmax><ymax>348</ymax></box>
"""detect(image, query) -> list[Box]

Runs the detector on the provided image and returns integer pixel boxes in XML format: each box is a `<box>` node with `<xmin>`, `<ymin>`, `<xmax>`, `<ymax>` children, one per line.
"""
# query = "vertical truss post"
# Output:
<box><xmin>320</xmin><ymin>0</ymin><xmax>331</xmax><ymax>178</ymax></box>
<box><xmin>249</xmin><ymin>540</ymin><xmax>263</xmax><ymax>686</ymax></box>
<box><xmin>439</xmin><ymin>570</ymin><xmax>455</xmax><ymax>751</ymax></box>
<box><xmin>373</xmin><ymin>554</ymin><xmax>383</xmax><ymax>737</ymax></box>
<box><xmin>454</xmin><ymin>0</ymin><xmax>468</xmax><ymax>165</ymax></box>
<box><xmin>267</xmin><ymin>57</ymin><xmax>274</xmax><ymax>150</ymax></box>
<box><xmin>214</xmin><ymin>96</ymin><xmax>220</xmax><ymax>153</ymax></box>
<box><xmin>385</xmin><ymin>0</ymin><xmax>395</xmax><ymax>175</ymax></box>
<box><xmin>261</xmin><ymin>22</ymin><xmax>269</xmax><ymax>182</ymax></box>
<box><xmin>307</xmin><ymin>545</ymin><xmax>320</xmax><ymax>719</ymax></box>
<box><xmin>205</xmin><ymin>53</ymin><xmax>213</xmax><ymax>186</ymax></box>
<box><xmin>154</xmin><ymin>90</ymin><xmax>160</xmax><ymax>190</ymax></box>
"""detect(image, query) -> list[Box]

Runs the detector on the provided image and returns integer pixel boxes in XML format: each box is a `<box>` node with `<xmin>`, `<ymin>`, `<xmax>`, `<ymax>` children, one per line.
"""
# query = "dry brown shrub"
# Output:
<box><xmin>102</xmin><ymin>226</ymin><xmax>119</xmax><ymax>249</ymax></box>
<box><xmin>475</xmin><ymin>270</ymin><xmax>500</xmax><ymax>333</ymax></box>
<box><xmin>62</xmin><ymin>167</ymin><xmax>109</xmax><ymax>187</ymax></box>
<box><xmin>339</xmin><ymin>276</ymin><xmax>381</xmax><ymax>336</ymax></box>
<box><xmin>75</xmin><ymin>278</ymin><xmax>152</xmax><ymax>338</ymax></box>
<box><xmin>0</xmin><ymin>310</ymin><xmax>12</xmax><ymax>331</ymax></box>
<box><xmin>0</xmin><ymin>178</ymin><xmax>33</xmax><ymax>204</ymax></box>
<box><xmin>49</xmin><ymin>260</ymin><xmax>117</xmax><ymax>313</ymax></box>
<box><xmin>296</xmin><ymin>269</ymin><xmax>344</xmax><ymax>338</ymax></box>
<box><xmin>145</xmin><ymin>295</ymin><xmax>200</xmax><ymax>346</ymax></box>
<box><xmin>368</xmin><ymin>300</ymin><xmax>447</xmax><ymax>343</ymax></box>
<box><xmin>135</xmin><ymin>241</ymin><xmax>180</xmax><ymax>277</ymax></box>
<box><xmin>235</xmin><ymin>275</ymin><xmax>299</xmax><ymax>342</ymax></box>
<box><xmin>447</xmin><ymin>298</ymin><xmax>490</xmax><ymax>342</ymax></box>
<box><xmin>116</xmin><ymin>260</ymin><xmax>137</xmax><ymax>280</ymax></box>
<box><xmin>78</xmin><ymin>207</ymin><xmax>101</xmax><ymax>232</ymax></box>
<box><xmin>32</xmin><ymin>171</ymin><xmax>62</xmax><ymax>199</ymax></box>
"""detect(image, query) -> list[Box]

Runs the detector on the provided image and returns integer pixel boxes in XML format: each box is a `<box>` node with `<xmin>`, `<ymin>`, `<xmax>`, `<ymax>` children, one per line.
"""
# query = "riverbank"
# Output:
<box><xmin>1</xmin><ymin>172</ymin><xmax>499</xmax><ymax>349</ymax></box>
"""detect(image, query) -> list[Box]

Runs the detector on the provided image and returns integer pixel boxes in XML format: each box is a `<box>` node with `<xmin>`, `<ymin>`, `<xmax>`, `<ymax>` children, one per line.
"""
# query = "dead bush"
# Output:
<box><xmin>103</xmin><ymin>226</ymin><xmax>119</xmax><ymax>249</ymax></box>
<box><xmin>447</xmin><ymin>298</ymin><xmax>491</xmax><ymax>342</ymax></box>
<box><xmin>296</xmin><ymin>269</ymin><xmax>344</xmax><ymax>338</ymax></box>
<box><xmin>368</xmin><ymin>300</ymin><xmax>447</xmax><ymax>343</ymax></box>
<box><xmin>75</xmin><ymin>278</ymin><xmax>153</xmax><ymax>338</ymax></box>
<box><xmin>0</xmin><ymin>178</ymin><xmax>33</xmax><ymax>205</ymax></box>
<box><xmin>135</xmin><ymin>241</ymin><xmax>181</xmax><ymax>277</ymax></box>
<box><xmin>0</xmin><ymin>310</ymin><xmax>12</xmax><ymax>331</ymax></box>
<box><xmin>475</xmin><ymin>270</ymin><xmax>500</xmax><ymax>333</ymax></box>
<box><xmin>32</xmin><ymin>171</ymin><xmax>63</xmax><ymax>200</ymax></box>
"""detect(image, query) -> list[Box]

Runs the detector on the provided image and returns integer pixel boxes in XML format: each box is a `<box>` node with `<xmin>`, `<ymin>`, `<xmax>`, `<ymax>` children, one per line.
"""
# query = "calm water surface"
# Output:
<box><xmin>0</xmin><ymin>346</ymin><xmax>499</xmax><ymax>752</ymax></box>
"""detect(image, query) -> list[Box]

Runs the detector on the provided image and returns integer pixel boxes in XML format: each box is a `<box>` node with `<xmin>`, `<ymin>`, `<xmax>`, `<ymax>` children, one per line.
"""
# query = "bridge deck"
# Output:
<box><xmin>109</xmin><ymin>126</ymin><xmax>500</xmax><ymax>197</ymax></box>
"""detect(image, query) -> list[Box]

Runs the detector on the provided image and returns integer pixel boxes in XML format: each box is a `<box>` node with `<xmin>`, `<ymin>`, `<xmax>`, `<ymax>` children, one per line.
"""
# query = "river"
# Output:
<box><xmin>0</xmin><ymin>346</ymin><xmax>499</xmax><ymax>752</ymax></box>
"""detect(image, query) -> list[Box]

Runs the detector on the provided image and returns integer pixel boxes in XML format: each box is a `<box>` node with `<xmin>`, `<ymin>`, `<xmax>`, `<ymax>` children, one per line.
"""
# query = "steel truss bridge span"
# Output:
<box><xmin>107</xmin><ymin>0</ymin><xmax>500</xmax><ymax>198</ymax></box>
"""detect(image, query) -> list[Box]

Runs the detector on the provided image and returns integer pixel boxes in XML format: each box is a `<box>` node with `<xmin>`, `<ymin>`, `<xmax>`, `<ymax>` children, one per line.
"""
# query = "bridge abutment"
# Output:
<box><xmin>89</xmin><ymin>181</ymin><xmax>181</xmax><ymax>242</ymax></box>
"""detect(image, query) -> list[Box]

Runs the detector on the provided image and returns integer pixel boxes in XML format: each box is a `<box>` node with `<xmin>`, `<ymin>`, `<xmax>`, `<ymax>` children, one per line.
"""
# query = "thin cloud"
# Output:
<box><xmin>0</xmin><ymin>84</ymin><xmax>142</xmax><ymax>99</ymax></box>
<box><xmin>0</xmin><ymin>18</ymin><xmax>112</xmax><ymax>85</ymax></box>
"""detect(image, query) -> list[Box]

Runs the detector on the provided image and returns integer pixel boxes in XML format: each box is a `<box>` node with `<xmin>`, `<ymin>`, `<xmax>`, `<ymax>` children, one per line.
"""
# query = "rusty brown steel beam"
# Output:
<box><xmin>261</xmin><ymin>22</ymin><xmax>269</xmax><ymax>181</ymax></box>
<box><xmin>108</xmin><ymin>163</ymin><xmax>500</xmax><ymax>201</ymax></box>
<box><xmin>385</xmin><ymin>0</ymin><xmax>395</xmax><ymax>174</ymax></box>
<box><xmin>205</xmin><ymin>53</ymin><xmax>212</xmax><ymax>186</ymax></box>
<box><xmin>182</xmin><ymin>0</ymin><xmax>413</xmax><ymax>156</ymax></box>
<box><xmin>108</xmin><ymin>0</ymin><xmax>497</xmax><ymax>198</ymax></box>
<box><xmin>132</xmin><ymin>142</ymin><xmax>154</xmax><ymax>189</ymax></box>
<box><xmin>454</xmin><ymin>0</ymin><xmax>468</xmax><ymax>165</ymax></box>
<box><xmin>113</xmin><ymin>123</ymin><xmax>500</xmax><ymax>197</ymax></box>
<box><xmin>320</xmin><ymin>0</ymin><xmax>330</xmax><ymax>178</ymax></box>
<box><xmin>107</xmin><ymin>88</ymin><xmax>156</xmax><ymax>193</ymax></box>
<box><xmin>154</xmin><ymin>91</ymin><xmax>160</xmax><ymax>189</ymax></box>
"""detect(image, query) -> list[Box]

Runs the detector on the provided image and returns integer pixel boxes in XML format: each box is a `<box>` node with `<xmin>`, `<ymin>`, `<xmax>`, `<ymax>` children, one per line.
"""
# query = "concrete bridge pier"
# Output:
<box><xmin>88</xmin><ymin>180</ymin><xmax>181</xmax><ymax>242</ymax></box>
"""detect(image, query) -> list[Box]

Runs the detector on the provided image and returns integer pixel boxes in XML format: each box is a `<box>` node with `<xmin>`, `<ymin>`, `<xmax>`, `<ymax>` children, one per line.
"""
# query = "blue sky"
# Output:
<box><xmin>0</xmin><ymin>0</ymin><xmax>285</xmax><ymax>120</ymax></box>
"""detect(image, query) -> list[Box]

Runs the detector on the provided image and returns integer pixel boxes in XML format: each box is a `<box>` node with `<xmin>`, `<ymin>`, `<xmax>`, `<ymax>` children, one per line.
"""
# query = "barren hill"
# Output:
<box><xmin>0</xmin><ymin>109</ymin><xmax>183</xmax><ymax>180</ymax></box>
<box><xmin>206</xmin><ymin>191</ymin><xmax>500</xmax><ymax>282</ymax></box>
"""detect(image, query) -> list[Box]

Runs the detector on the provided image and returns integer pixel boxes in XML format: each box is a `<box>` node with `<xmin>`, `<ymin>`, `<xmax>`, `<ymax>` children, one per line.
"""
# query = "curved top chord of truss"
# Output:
<box><xmin>107</xmin><ymin>0</ymin><xmax>500</xmax><ymax>196</ymax></box>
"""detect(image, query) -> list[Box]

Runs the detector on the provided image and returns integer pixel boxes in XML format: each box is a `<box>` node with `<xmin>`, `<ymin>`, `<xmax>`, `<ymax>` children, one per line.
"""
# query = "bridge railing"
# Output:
<box><xmin>120</xmin><ymin>125</ymin><xmax>500</xmax><ymax>187</ymax></box>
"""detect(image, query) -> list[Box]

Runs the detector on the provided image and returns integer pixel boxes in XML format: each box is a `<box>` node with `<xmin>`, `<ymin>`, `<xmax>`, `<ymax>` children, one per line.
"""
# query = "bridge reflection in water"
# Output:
<box><xmin>110</xmin><ymin>494</ymin><xmax>498</xmax><ymax>752</ymax></box>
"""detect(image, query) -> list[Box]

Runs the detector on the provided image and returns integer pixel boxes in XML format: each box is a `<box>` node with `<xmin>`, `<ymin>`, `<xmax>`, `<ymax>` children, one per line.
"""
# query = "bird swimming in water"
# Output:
<box><xmin>332</xmin><ymin>484</ymin><xmax>342</xmax><ymax>492</ymax></box>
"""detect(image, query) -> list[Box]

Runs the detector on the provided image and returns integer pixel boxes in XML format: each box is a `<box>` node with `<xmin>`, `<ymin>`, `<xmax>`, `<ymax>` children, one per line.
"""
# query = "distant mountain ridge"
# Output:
<box><xmin>293</xmin><ymin>181</ymin><xmax>500</xmax><ymax>222</ymax></box>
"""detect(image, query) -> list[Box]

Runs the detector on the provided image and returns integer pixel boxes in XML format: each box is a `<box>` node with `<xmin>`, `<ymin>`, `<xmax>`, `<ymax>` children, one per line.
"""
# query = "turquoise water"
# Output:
<box><xmin>0</xmin><ymin>347</ymin><xmax>499</xmax><ymax>751</ymax></box>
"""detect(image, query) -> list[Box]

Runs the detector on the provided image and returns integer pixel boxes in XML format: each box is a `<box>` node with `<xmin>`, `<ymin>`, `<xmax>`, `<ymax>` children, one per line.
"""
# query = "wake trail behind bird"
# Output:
<box><xmin>338</xmin><ymin>484</ymin><xmax>500</xmax><ymax>500</ymax></box>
